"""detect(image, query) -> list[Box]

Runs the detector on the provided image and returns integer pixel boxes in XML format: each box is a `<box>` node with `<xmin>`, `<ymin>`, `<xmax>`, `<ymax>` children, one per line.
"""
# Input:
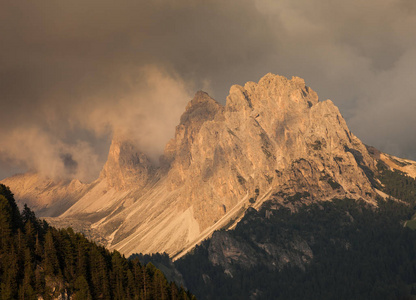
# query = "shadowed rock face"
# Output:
<box><xmin>1</xmin><ymin>73</ymin><xmax>389</xmax><ymax>257</ymax></box>
<box><xmin>207</xmin><ymin>230</ymin><xmax>313</xmax><ymax>275</ymax></box>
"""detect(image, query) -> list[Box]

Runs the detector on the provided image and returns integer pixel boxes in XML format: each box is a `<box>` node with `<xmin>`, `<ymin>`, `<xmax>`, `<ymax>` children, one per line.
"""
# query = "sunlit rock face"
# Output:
<box><xmin>161</xmin><ymin>73</ymin><xmax>376</xmax><ymax>233</ymax></box>
<box><xmin>100</xmin><ymin>137</ymin><xmax>155</xmax><ymax>191</ymax></box>
<box><xmin>1</xmin><ymin>73</ymin><xmax>386</xmax><ymax>257</ymax></box>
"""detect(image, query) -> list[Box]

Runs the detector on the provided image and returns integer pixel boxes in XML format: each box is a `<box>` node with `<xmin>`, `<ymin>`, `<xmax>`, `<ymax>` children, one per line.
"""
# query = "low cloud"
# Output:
<box><xmin>73</xmin><ymin>65</ymin><xmax>193</xmax><ymax>162</ymax></box>
<box><xmin>0</xmin><ymin>127</ymin><xmax>101</xmax><ymax>181</ymax></box>
<box><xmin>0</xmin><ymin>66</ymin><xmax>192</xmax><ymax>181</ymax></box>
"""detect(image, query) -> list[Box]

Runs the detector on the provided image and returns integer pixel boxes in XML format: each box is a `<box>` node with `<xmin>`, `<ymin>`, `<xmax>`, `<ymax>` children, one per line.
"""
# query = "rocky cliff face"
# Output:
<box><xmin>207</xmin><ymin>228</ymin><xmax>313</xmax><ymax>275</ymax></box>
<box><xmin>162</xmin><ymin>73</ymin><xmax>376</xmax><ymax>236</ymax></box>
<box><xmin>0</xmin><ymin>73</ymin><xmax>399</xmax><ymax>258</ymax></box>
<box><xmin>100</xmin><ymin>137</ymin><xmax>155</xmax><ymax>190</ymax></box>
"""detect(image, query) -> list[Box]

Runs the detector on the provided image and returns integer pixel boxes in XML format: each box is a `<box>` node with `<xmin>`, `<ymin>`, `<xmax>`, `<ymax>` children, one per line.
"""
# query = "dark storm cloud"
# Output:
<box><xmin>60</xmin><ymin>153</ymin><xmax>78</xmax><ymax>175</ymax></box>
<box><xmin>1</xmin><ymin>0</ymin><xmax>415</xmax><ymax>181</ymax></box>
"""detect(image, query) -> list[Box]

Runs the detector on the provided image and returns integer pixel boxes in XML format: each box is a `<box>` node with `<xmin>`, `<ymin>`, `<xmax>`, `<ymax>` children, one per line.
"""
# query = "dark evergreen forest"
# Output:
<box><xmin>175</xmin><ymin>162</ymin><xmax>416</xmax><ymax>299</ymax></box>
<box><xmin>0</xmin><ymin>184</ymin><xmax>195</xmax><ymax>300</ymax></box>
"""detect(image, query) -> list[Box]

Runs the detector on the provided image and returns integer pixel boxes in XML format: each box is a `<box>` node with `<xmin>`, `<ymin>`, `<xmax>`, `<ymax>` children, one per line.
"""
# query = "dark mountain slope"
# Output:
<box><xmin>174</xmin><ymin>163</ymin><xmax>416</xmax><ymax>300</ymax></box>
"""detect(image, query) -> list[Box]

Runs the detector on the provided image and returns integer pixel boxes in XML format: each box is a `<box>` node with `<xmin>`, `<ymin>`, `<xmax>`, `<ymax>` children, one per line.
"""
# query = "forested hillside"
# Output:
<box><xmin>0</xmin><ymin>184</ymin><xmax>195</xmax><ymax>300</ymax></box>
<box><xmin>175</xmin><ymin>163</ymin><xmax>416</xmax><ymax>300</ymax></box>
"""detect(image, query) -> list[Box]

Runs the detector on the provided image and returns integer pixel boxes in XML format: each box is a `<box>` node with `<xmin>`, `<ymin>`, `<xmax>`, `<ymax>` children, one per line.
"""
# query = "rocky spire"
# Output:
<box><xmin>161</xmin><ymin>91</ymin><xmax>223</xmax><ymax>171</ymax></box>
<box><xmin>100</xmin><ymin>135</ymin><xmax>155</xmax><ymax>190</ymax></box>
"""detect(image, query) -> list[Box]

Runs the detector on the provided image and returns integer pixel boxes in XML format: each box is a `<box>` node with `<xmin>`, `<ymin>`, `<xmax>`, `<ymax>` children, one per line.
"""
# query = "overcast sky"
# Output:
<box><xmin>1</xmin><ymin>0</ymin><xmax>415</xmax><ymax>181</ymax></box>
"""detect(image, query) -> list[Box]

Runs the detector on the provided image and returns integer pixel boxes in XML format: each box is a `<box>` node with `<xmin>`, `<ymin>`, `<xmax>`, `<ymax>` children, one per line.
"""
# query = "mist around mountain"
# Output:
<box><xmin>0</xmin><ymin>184</ymin><xmax>195</xmax><ymax>299</ymax></box>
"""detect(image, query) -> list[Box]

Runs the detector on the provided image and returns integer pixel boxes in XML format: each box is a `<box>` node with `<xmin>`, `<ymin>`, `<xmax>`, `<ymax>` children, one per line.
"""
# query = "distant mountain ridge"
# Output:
<box><xmin>2</xmin><ymin>73</ymin><xmax>416</xmax><ymax>258</ymax></box>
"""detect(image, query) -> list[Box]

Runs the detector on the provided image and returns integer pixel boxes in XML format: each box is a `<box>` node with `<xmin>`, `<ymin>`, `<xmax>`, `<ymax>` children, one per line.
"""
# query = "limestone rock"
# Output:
<box><xmin>100</xmin><ymin>137</ymin><xmax>155</xmax><ymax>190</ymax></box>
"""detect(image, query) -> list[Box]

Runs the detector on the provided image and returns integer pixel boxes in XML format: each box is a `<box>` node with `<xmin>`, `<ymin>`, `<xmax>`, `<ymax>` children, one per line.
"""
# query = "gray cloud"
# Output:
<box><xmin>1</xmin><ymin>0</ymin><xmax>415</xmax><ymax>181</ymax></box>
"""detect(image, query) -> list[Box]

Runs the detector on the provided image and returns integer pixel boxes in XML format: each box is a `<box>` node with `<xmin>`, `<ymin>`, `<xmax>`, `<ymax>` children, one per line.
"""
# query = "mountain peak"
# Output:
<box><xmin>100</xmin><ymin>137</ymin><xmax>154</xmax><ymax>190</ymax></box>
<box><xmin>180</xmin><ymin>91</ymin><xmax>222</xmax><ymax>125</ymax></box>
<box><xmin>226</xmin><ymin>73</ymin><xmax>319</xmax><ymax>113</ymax></box>
<box><xmin>256</xmin><ymin>73</ymin><xmax>306</xmax><ymax>89</ymax></box>
<box><xmin>162</xmin><ymin>91</ymin><xmax>223</xmax><ymax>172</ymax></box>
<box><xmin>187</xmin><ymin>90</ymin><xmax>216</xmax><ymax>106</ymax></box>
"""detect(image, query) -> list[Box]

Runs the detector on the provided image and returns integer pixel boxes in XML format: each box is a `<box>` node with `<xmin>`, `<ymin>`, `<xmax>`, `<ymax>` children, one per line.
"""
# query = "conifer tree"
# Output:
<box><xmin>0</xmin><ymin>195</ymin><xmax>12</xmax><ymax>249</ymax></box>
<box><xmin>73</xmin><ymin>275</ymin><xmax>92</xmax><ymax>300</ymax></box>
<box><xmin>44</xmin><ymin>230</ymin><xmax>60</xmax><ymax>277</ymax></box>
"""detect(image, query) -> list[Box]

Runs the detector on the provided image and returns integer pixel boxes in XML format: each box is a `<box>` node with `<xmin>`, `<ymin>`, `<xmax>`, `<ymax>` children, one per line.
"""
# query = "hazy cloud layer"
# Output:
<box><xmin>1</xmin><ymin>0</ymin><xmax>415</xmax><ymax>180</ymax></box>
